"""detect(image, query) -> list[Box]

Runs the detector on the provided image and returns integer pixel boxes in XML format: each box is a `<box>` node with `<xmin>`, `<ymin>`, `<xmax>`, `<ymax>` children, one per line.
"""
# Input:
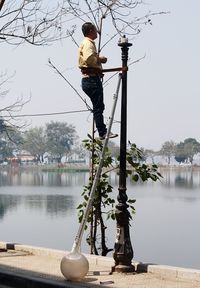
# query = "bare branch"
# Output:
<box><xmin>0</xmin><ymin>72</ymin><xmax>30</xmax><ymax>136</ymax></box>
<box><xmin>0</xmin><ymin>0</ymin><xmax>5</xmax><ymax>11</ymax></box>
<box><xmin>0</xmin><ymin>0</ymin><xmax>75</xmax><ymax>45</ymax></box>
<box><xmin>48</xmin><ymin>58</ymin><xmax>92</xmax><ymax>112</ymax></box>
<box><xmin>65</xmin><ymin>1</ymin><xmax>168</xmax><ymax>54</ymax></box>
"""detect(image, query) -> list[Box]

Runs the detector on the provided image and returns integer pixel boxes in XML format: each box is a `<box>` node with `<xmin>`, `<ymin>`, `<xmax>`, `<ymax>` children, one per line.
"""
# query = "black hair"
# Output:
<box><xmin>82</xmin><ymin>22</ymin><xmax>96</xmax><ymax>36</ymax></box>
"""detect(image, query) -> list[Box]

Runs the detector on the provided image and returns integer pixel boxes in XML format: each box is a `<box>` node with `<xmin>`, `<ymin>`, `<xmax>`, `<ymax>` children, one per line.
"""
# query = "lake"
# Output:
<box><xmin>0</xmin><ymin>167</ymin><xmax>200</xmax><ymax>270</ymax></box>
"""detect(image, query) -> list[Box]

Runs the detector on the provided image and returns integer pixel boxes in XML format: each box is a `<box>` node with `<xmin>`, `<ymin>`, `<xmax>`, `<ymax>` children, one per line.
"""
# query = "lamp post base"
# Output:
<box><xmin>111</xmin><ymin>264</ymin><xmax>135</xmax><ymax>273</ymax></box>
<box><xmin>112</xmin><ymin>205</ymin><xmax>134</xmax><ymax>273</ymax></box>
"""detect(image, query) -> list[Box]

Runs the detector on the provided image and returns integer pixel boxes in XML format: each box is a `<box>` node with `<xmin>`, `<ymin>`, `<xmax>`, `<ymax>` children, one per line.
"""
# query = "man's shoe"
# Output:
<box><xmin>99</xmin><ymin>132</ymin><xmax>118</xmax><ymax>140</ymax></box>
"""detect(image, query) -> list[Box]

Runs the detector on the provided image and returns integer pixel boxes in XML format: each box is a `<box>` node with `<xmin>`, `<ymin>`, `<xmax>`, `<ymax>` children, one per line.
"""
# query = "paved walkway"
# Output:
<box><xmin>0</xmin><ymin>242</ymin><xmax>200</xmax><ymax>288</ymax></box>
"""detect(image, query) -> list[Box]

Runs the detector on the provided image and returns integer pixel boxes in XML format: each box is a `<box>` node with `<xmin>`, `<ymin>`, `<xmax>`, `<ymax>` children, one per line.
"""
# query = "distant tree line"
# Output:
<box><xmin>131</xmin><ymin>138</ymin><xmax>200</xmax><ymax>165</ymax></box>
<box><xmin>0</xmin><ymin>121</ymin><xmax>78</xmax><ymax>164</ymax></box>
<box><xmin>151</xmin><ymin>138</ymin><xmax>200</xmax><ymax>164</ymax></box>
<box><xmin>0</xmin><ymin>119</ymin><xmax>200</xmax><ymax>166</ymax></box>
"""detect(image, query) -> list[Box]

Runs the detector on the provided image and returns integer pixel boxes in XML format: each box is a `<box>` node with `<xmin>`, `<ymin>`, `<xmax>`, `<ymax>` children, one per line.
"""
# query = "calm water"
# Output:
<box><xmin>0</xmin><ymin>167</ymin><xmax>200</xmax><ymax>269</ymax></box>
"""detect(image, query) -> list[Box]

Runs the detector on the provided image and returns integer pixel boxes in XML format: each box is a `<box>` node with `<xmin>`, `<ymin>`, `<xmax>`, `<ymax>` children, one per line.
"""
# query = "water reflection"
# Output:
<box><xmin>45</xmin><ymin>195</ymin><xmax>74</xmax><ymax>216</ymax></box>
<box><xmin>1</xmin><ymin>168</ymin><xmax>200</xmax><ymax>269</ymax></box>
<box><xmin>1</xmin><ymin>168</ymin><xmax>200</xmax><ymax>220</ymax></box>
<box><xmin>160</xmin><ymin>168</ymin><xmax>200</xmax><ymax>189</ymax></box>
<box><xmin>0</xmin><ymin>193</ymin><xmax>75</xmax><ymax>220</ymax></box>
<box><xmin>0</xmin><ymin>195</ymin><xmax>21</xmax><ymax>219</ymax></box>
<box><xmin>0</xmin><ymin>169</ymin><xmax>88</xmax><ymax>187</ymax></box>
<box><xmin>0</xmin><ymin>170</ymin><xmax>85</xmax><ymax>220</ymax></box>
<box><xmin>24</xmin><ymin>194</ymin><xmax>75</xmax><ymax>216</ymax></box>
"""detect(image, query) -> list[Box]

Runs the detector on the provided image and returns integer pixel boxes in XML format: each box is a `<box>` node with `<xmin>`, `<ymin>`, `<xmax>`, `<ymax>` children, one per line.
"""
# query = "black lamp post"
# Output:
<box><xmin>112</xmin><ymin>36</ymin><xmax>134</xmax><ymax>273</ymax></box>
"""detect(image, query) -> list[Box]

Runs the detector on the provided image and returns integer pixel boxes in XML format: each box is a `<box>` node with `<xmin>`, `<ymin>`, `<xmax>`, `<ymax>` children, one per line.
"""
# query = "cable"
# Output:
<box><xmin>2</xmin><ymin>109</ymin><xmax>90</xmax><ymax>118</ymax></box>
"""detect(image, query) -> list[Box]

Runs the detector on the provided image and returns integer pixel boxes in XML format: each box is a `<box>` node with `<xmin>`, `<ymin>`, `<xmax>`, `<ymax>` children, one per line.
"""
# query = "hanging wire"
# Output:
<box><xmin>2</xmin><ymin>109</ymin><xmax>90</xmax><ymax>118</ymax></box>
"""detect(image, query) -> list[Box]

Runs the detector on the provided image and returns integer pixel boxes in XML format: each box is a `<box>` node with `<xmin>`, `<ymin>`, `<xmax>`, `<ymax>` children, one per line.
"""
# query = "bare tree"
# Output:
<box><xmin>0</xmin><ymin>72</ymin><xmax>29</xmax><ymax>141</ymax></box>
<box><xmin>0</xmin><ymin>0</ymin><xmax>74</xmax><ymax>45</ymax></box>
<box><xmin>0</xmin><ymin>1</ymin><xmax>77</xmax><ymax>137</ymax></box>
<box><xmin>65</xmin><ymin>1</ymin><xmax>167</xmax><ymax>52</ymax></box>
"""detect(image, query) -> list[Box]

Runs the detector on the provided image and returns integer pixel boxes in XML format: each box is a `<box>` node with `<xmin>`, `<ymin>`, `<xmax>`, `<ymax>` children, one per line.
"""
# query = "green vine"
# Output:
<box><xmin>77</xmin><ymin>135</ymin><xmax>162</xmax><ymax>256</ymax></box>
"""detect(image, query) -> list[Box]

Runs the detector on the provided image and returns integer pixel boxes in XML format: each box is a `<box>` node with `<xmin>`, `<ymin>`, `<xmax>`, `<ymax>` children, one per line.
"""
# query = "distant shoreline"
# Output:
<box><xmin>0</xmin><ymin>163</ymin><xmax>90</xmax><ymax>172</ymax></box>
<box><xmin>1</xmin><ymin>163</ymin><xmax>200</xmax><ymax>173</ymax></box>
<box><xmin>158</xmin><ymin>164</ymin><xmax>200</xmax><ymax>170</ymax></box>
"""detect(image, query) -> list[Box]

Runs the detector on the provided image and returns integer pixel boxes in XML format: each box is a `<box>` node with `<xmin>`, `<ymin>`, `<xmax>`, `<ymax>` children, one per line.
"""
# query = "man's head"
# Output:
<box><xmin>82</xmin><ymin>22</ymin><xmax>97</xmax><ymax>40</ymax></box>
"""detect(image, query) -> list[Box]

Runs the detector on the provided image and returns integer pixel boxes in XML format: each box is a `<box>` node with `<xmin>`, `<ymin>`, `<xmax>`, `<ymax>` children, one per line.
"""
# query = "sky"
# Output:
<box><xmin>1</xmin><ymin>0</ymin><xmax>200</xmax><ymax>150</ymax></box>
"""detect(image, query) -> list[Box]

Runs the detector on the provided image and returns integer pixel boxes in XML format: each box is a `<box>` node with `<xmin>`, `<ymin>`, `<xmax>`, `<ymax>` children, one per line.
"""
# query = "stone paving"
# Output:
<box><xmin>0</xmin><ymin>243</ymin><xmax>200</xmax><ymax>288</ymax></box>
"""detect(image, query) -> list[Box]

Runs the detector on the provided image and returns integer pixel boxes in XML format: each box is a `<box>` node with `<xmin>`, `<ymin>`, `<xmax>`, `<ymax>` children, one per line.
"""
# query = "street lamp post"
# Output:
<box><xmin>112</xmin><ymin>36</ymin><xmax>134</xmax><ymax>273</ymax></box>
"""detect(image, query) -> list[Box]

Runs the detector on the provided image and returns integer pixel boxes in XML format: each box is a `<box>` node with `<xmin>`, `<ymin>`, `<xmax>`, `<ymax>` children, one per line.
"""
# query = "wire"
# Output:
<box><xmin>2</xmin><ymin>109</ymin><xmax>90</xmax><ymax>118</ymax></box>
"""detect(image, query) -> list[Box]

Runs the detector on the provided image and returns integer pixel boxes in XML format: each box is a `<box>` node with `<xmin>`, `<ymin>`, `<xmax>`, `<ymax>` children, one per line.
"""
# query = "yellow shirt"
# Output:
<box><xmin>78</xmin><ymin>37</ymin><xmax>102</xmax><ymax>70</ymax></box>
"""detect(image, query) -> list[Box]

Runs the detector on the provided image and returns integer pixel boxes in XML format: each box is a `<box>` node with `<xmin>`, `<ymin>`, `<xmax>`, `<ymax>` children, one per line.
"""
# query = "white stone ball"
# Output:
<box><xmin>60</xmin><ymin>251</ymin><xmax>89</xmax><ymax>281</ymax></box>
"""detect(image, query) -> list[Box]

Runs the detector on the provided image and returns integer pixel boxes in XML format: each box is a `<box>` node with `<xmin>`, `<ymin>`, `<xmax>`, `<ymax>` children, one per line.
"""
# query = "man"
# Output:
<box><xmin>78</xmin><ymin>22</ymin><xmax>118</xmax><ymax>140</ymax></box>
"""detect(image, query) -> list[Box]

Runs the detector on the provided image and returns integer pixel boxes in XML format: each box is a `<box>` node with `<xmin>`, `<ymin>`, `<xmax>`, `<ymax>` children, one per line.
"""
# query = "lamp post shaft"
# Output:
<box><xmin>112</xmin><ymin>36</ymin><xmax>134</xmax><ymax>273</ymax></box>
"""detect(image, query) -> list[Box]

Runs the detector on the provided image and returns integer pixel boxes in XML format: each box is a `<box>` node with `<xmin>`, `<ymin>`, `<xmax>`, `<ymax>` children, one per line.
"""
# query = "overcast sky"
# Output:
<box><xmin>1</xmin><ymin>0</ymin><xmax>200</xmax><ymax>150</ymax></box>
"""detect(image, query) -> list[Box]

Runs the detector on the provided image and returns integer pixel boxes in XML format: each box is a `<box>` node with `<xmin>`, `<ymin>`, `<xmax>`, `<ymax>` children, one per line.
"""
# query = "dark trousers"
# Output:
<box><xmin>82</xmin><ymin>76</ymin><xmax>107</xmax><ymax>137</ymax></box>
